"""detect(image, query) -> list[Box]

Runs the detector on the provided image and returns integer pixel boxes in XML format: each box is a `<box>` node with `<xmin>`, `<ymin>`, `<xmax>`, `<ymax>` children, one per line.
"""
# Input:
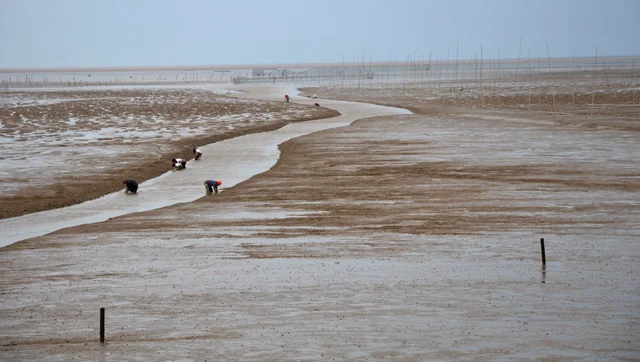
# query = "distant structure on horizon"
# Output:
<box><xmin>252</xmin><ymin>68</ymin><xmax>276</xmax><ymax>77</ymax></box>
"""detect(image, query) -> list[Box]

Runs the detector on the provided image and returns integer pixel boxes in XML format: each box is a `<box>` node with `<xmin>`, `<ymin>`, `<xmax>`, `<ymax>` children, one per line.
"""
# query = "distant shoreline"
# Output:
<box><xmin>1</xmin><ymin>55</ymin><xmax>637</xmax><ymax>73</ymax></box>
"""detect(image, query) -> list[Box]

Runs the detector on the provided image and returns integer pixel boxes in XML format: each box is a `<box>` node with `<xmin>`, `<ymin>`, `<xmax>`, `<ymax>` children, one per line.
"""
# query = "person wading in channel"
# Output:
<box><xmin>193</xmin><ymin>148</ymin><xmax>203</xmax><ymax>160</ymax></box>
<box><xmin>123</xmin><ymin>180</ymin><xmax>138</xmax><ymax>194</ymax></box>
<box><xmin>204</xmin><ymin>180</ymin><xmax>222</xmax><ymax>195</ymax></box>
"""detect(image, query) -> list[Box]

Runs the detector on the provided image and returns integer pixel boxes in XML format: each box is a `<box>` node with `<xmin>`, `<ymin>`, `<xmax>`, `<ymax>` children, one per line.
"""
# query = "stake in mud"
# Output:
<box><xmin>99</xmin><ymin>307</ymin><xmax>105</xmax><ymax>344</ymax></box>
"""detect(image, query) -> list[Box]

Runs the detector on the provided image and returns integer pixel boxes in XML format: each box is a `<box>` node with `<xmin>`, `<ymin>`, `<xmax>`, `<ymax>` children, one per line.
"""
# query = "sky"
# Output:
<box><xmin>0</xmin><ymin>0</ymin><xmax>638</xmax><ymax>68</ymax></box>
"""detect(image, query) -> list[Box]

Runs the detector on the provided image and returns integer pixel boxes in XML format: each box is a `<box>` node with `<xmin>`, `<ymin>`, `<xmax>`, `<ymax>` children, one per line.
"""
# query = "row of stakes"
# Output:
<box><xmin>97</xmin><ymin>238</ymin><xmax>548</xmax><ymax>343</ymax></box>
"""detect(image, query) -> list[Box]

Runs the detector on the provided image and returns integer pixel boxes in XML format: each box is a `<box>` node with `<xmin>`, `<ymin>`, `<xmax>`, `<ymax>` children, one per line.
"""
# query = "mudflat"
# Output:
<box><xmin>1</xmin><ymin>72</ymin><xmax>639</xmax><ymax>360</ymax></box>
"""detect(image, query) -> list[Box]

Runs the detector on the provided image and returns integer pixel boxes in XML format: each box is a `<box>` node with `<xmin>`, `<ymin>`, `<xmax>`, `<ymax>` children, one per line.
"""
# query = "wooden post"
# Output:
<box><xmin>540</xmin><ymin>238</ymin><xmax>546</xmax><ymax>265</ymax></box>
<box><xmin>100</xmin><ymin>307</ymin><xmax>105</xmax><ymax>343</ymax></box>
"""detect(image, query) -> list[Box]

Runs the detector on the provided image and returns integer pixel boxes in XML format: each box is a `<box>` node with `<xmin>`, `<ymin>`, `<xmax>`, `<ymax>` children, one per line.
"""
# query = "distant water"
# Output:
<box><xmin>2</xmin><ymin>56</ymin><xmax>637</xmax><ymax>90</ymax></box>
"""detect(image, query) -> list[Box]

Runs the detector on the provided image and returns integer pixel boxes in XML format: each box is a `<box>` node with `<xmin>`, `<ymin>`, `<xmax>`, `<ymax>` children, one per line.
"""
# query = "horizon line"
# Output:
<box><xmin>1</xmin><ymin>55</ymin><xmax>638</xmax><ymax>73</ymax></box>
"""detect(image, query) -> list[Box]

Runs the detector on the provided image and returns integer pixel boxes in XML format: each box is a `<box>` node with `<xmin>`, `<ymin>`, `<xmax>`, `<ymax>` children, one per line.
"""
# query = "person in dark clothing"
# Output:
<box><xmin>193</xmin><ymin>148</ymin><xmax>202</xmax><ymax>160</ymax></box>
<box><xmin>204</xmin><ymin>180</ymin><xmax>222</xmax><ymax>195</ymax></box>
<box><xmin>123</xmin><ymin>180</ymin><xmax>138</xmax><ymax>194</ymax></box>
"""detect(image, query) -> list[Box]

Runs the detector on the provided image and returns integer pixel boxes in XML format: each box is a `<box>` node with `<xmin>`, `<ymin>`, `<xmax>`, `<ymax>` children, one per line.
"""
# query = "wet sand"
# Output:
<box><xmin>1</xmin><ymin>82</ymin><xmax>639</xmax><ymax>360</ymax></box>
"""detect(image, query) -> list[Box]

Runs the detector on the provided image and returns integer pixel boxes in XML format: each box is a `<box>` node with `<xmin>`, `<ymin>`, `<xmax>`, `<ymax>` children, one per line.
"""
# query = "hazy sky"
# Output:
<box><xmin>1</xmin><ymin>0</ymin><xmax>638</xmax><ymax>68</ymax></box>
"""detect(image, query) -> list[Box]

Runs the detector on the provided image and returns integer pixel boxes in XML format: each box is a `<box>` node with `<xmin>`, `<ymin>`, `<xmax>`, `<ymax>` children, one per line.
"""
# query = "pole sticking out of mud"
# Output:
<box><xmin>480</xmin><ymin>45</ymin><xmax>484</xmax><ymax>105</ymax></box>
<box><xmin>546</xmin><ymin>42</ymin><xmax>556</xmax><ymax>114</ymax></box>
<box><xmin>633</xmin><ymin>58</ymin><xmax>636</xmax><ymax>118</ymax></box>
<box><xmin>100</xmin><ymin>307</ymin><xmax>105</xmax><ymax>343</ymax></box>
<box><xmin>591</xmin><ymin>46</ymin><xmax>598</xmax><ymax>116</ymax></box>
<box><xmin>540</xmin><ymin>238</ymin><xmax>546</xmax><ymax>266</ymax></box>
<box><xmin>515</xmin><ymin>36</ymin><xmax>522</xmax><ymax>87</ymax></box>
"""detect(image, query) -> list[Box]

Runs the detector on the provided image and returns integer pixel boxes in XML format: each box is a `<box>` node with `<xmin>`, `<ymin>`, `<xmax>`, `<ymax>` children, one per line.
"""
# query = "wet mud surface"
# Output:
<box><xmin>1</xmin><ymin>82</ymin><xmax>639</xmax><ymax>360</ymax></box>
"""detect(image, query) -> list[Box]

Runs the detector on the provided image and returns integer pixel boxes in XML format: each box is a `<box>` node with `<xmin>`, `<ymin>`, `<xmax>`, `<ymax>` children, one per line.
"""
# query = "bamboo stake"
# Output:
<box><xmin>538</xmin><ymin>53</ymin><xmax>542</xmax><ymax>111</ymax></box>
<box><xmin>357</xmin><ymin>55</ymin><xmax>361</xmax><ymax>90</ymax></box>
<box><xmin>421</xmin><ymin>53</ymin><xmax>425</xmax><ymax>94</ymax></box>
<box><xmin>528</xmin><ymin>50</ymin><xmax>532</xmax><ymax>110</ymax></box>
<box><xmin>497</xmin><ymin>47</ymin><xmax>501</xmax><ymax>91</ymax></box>
<box><xmin>480</xmin><ymin>45</ymin><xmax>484</xmax><ymax>105</ymax></box>
<box><xmin>412</xmin><ymin>49</ymin><xmax>416</xmax><ymax>89</ymax></box>
<box><xmin>591</xmin><ymin>46</ymin><xmax>598</xmax><ymax>116</ymax></box>
<box><xmin>438</xmin><ymin>56</ymin><xmax>442</xmax><ymax>91</ymax></box>
<box><xmin>455</xmin><ymin>40</ymin><xmax>459</xmax><ymax>88</ymax></box>
<box><xmin>602</xmin><ymin>60</ymin><xmax>614</xmax><ymax>115</ymax></box>
<box><xmin>403</xmin><ymin>53</ymin><xmax>409</xmax><ymax>95</ymax></box>
<box><xmin>387</xmin><ymin>53</ymin><xmax>391</xmax><ymax>91</ymax></box>
<box><xmin>446</xmin><ymin>49</ymin><xmax>450</xmax><ymax>92</ymax></box>
<box><xmin>633</xmin><ymin>58</ymin><xmax>636</xmax><ymax>118</ymax></box>
<box><xmin>428</xmin><ymin>51</ymin><xmax>432</xmax><ymax>81</ymax></box>
<box><xmin>573</xmin><ymin>56</ymin><xmax>577</xmax><ymax>112</ymax></box>
<box><xmin>546</xmin><ymin>42</ymin><xmax>556</xmax><ymax>114</ymax></box>
<box><xmin>473</xmin><ymin>51</ymin><xmax>477</xmax><ymax>88</ymax></box>
<box><xmin>490</xmin><ymin>52</ymin><xmax>494</xmax><ymax>98</ymax></box>
<box><xmin>515</xmin><ymin>37</ymin><xmax>522</xmax><ymax>87</ymax></box>
<box><xmin>601</xmin><ymin>60</ymin><xmax>611</xmax><ymax>91</ymax></box>
<box><xmin>342</xmin><ymin>53</ymin><xmax>345</xmax><ymax>89</ymax></box>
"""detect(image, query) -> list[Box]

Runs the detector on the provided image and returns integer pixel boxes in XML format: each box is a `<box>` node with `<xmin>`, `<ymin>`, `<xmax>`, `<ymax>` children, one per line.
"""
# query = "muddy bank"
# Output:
<box><xmin>0</xmin><ymin>88</ymin><xmax>338</xmax><ymax>218</ymax></box>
